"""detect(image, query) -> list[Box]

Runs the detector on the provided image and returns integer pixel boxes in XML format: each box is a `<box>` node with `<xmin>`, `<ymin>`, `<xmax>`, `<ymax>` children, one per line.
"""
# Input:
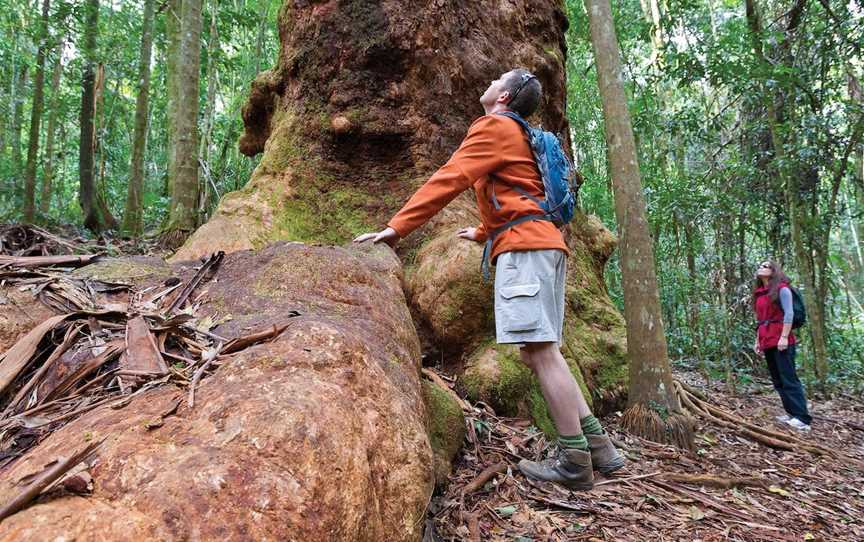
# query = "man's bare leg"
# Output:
<box><xmin>521</xmin><ymin>342</ymin><xmax>592</xmax><ymax>435</ymax></box>
<box><xmin>518</xmin><ymin>341</ymin><xmax>626</xmax><ymax>482</ymax></box>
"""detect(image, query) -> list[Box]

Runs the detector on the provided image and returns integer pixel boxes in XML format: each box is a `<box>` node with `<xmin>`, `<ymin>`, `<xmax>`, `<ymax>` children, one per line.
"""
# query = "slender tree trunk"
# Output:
<box><xmin>121</xmin><ymin>0</ymin><xmax>156</xmax><ymax>237</ymax></box>
<box><xmin>585</xmin><ymin>0</ymin><xmax>693</xmax><ymax>448</ymax></box>
<box><xmin>78</xmin><ymin>0</ymin><xmax>116</xmax><ymax>233</ymax></box>
<box><xmin>165</xmin><ymin>0</ymin><xmax>182</xmax><ymax>197</ymax></box>
<box><xmin>10</xmin><ymin>65</ymin><xmax>27</xmax><ymax>178</ymax></box>
<box><xmin>40</xmin><ymin>41</ymin><xmax>64</xmax><ymax>217</ymax></box>
<box><xmin>23</xmin><ymin>0</ymin><xmax>51</xmax><ymax>222</ymax></box>
<box><xmin>199</xmin><ymin>0</ymin><xmax>219</xmax><ymax>220</ymax></box>
<box><xmin>162</xmin><ymin>0</ymin><xmax>201</xmax><ymax>247</ymax></box>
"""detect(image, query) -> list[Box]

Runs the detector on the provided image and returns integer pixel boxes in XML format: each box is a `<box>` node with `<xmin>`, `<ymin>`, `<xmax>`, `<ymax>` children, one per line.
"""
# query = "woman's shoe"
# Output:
<box><xmin>775</xmin><ymin>414</ymin><xmax>791</xmax><ymax>423</ymax></box>
<box><xmin>785</xmin><ymin>417</ymin><xmax>811</xmax><ymax>432</ymax></box>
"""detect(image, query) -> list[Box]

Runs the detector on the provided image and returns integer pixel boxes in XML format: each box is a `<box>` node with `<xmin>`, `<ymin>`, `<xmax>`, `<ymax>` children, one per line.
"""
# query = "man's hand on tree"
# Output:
<box><xmin>353</xmin><ymin>227</ymin><xmax>399</xmax><ymax>247</ymax></box>
<box><xmin>456</xmin><ymin>227</ymin><xmax>481</xmax><ymax>242</ymax></box>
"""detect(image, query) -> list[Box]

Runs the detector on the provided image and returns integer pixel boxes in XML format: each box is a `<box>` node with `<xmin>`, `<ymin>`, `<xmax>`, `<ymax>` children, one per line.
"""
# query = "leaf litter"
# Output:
<box><xmin>425</xmin><ymin>369</ymin><xmax>864</xmax><ymax>541</ymax></box>
<box><xmin>0</xmin><ymin>251</ymin><xmax>294</xmax><ymax>517</ymax></box>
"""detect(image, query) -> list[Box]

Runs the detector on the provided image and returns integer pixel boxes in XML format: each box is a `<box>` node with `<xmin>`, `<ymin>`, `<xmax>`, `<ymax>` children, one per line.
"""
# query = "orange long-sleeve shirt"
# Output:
<box><xmin>388</xmin><ymin>114</ymin><xmax>568</xmax><ymax>262</ymax></box>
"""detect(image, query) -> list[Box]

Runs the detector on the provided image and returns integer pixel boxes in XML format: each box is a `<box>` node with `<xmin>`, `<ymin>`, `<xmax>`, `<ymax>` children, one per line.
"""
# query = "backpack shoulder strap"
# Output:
<box><xmin>495</xmin><ymin>110</ymin><xmax>530</xmax><ymax>131</ymax></box>
<box><xmin>489</xmin><ymin>111</ymin><xmax>544</xmax><ymax>210</ymax></box>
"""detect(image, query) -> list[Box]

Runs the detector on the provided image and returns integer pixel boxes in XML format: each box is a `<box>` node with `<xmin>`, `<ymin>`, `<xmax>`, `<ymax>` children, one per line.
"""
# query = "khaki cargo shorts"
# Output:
<box><xmin>494</xmin><ymin>249</ymin><xmax>566</xmax><ymax>344</ymax></box>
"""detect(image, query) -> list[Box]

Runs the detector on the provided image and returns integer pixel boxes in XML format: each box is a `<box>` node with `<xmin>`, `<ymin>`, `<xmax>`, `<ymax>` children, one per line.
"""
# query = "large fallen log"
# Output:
<box><xmin>0</xmin><ymin>242</ymin><xmax>434</xmax><ymax>541</ymax></box>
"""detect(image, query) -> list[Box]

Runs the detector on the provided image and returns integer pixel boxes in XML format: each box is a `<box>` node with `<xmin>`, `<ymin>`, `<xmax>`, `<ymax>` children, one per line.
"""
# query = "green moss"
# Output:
<box><xmin>73</xmin><ymin>258</ymin><xmax>171</xmax><ymax>285</ymax></box>
<box><xmin>528</xmin><ymin>387</ymin><xmax>556</xmax><ymax>438</ymax></box>
<box><xmin>422</xmin><ymin>379</ymin><xmax>466</xmax><ymax>485</ymax></box>
<box><xmin>255</xmin><ymin>109</ymin><xmax>303</xmax><ymax>175</ymax></box>
<box><xmin>462</xmin><ymin>344</ymin><xmax>534</xmax><ymax>417</ymax></box>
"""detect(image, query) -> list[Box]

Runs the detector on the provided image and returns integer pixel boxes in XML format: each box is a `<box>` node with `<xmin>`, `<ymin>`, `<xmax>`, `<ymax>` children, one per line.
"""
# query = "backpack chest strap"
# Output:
<box><xmin>480</xmin><ymin>214</ymin><xmax>551</xmax><ymax>280</ymax></box>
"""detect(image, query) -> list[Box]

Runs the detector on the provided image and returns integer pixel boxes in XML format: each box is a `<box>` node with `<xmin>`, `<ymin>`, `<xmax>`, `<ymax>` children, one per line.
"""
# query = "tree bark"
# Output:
<box><xmin>23</xmin><ymin>0</ymin><xmax>51</xmax><ymax>222</ymax></box>
<box><xmin>39</xmin><ymin>41</ymin><xmax>64</xmax><ymax>217</ymax></box>
<box><xmin>162</xmin><ymin>0</ymin><xmax>201</xmax><ymax>247</ymax></box>
<box><xmin>198</xmin><ymin>0</ymin><xmax>219</xmax><ymax>220</ymax></box>
<box><xmin>121</xmin><ymin>0</ymin><xmax>156</xmax><ymax>237</ymax></box>
<box><xmin>78</xmin><ymin>0</ymin><xmax>115</xmax><ymax>233</ymax></box>
<box><xmin>164</xmin><ymin>0</ymin><xmax>182</xmax><ymax>197</ymax></box>
<box><xmin>585</xmin><ymin>0</ymin><xmax>692</xmax><ymax>448</ymax></box>
<box><xmin>10</xmin><ymin>65</ymin><xmax>27</xmax><ymax>179</ymax></box>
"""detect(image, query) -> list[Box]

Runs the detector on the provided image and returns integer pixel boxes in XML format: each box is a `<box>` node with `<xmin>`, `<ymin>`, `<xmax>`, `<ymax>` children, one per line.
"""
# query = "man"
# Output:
<box><xmin>354</xmin><ymin>68</ymin><xmax>624</xmax><ymax>489</ymax></box>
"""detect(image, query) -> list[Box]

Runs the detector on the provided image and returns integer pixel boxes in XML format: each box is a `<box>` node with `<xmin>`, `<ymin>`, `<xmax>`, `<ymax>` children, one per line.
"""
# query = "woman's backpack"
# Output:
<box><xmin>787</xmin><ymin>287</ymin><xmax>807</xmax><ymax>329</ymax></box>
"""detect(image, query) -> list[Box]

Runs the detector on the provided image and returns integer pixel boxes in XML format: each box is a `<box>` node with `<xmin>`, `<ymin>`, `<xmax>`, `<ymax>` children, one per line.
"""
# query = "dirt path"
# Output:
<box><xmin>429</xmin><ymin>371</ymin><xmax>864</xmax><ymax>541</ymax></box>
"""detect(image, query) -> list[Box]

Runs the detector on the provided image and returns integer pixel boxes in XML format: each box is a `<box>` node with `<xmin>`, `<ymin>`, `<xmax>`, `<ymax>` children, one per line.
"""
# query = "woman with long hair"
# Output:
<box><xmin>753</xmin><ymin>260</ymin><xmax>812</xmax><ymax>431</ymax></box>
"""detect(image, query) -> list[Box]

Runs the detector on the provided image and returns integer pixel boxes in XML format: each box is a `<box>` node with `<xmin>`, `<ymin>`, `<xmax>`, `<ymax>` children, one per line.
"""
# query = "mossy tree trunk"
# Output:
<box><xmin>121</xmin><ymin>0</ymin><xmax>155</xmax><ymax>237</ymax></box>
<box><xmin>78</xmin><ymin>0</ymin><xmax>117</xmax><ymax>234</ymax></box>
<box><xmin>40</xmin><ymin>41</ymin><xmax>64</xmax><ymax>217</ymax></box>
<box><xmin>174</xmin><ymin>0</ymin><xmax>629</xmax><ymax>425</ymax></box>
<box><xmin>162</xmin><ymin>0</ymin><xmax>201</xmax><ymax>247</ymax></box>
<box><xmin>585</xmin><ymin>0</ymin><xmax>693</xmax><ymax>448</ymax></box>
<box><xmin>23</xmin><ymin>0</ymin><xmax>51</xmax><ymax>223</ymax></box>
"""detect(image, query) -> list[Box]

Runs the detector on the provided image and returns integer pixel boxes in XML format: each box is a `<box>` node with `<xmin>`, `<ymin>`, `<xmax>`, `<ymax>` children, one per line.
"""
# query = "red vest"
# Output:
<box><xmin>754</xmin><ymin>282</ymin><xmax>796</xmax><ymax>350</ymax></box>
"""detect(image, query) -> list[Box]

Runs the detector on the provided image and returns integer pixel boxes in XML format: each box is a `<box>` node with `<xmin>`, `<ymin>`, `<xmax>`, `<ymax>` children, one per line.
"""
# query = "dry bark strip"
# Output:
<box><xmin>0</xmin><ymin>439</ymin><xmax>101</xmax><ymax>522</ymax></box>
<box><xmin>0</xmin><ymin>254</ymin><xmax>101</xmax><ymax>269</ymax></box>
<box><xmin>0</xmin><ymin>313</ymin><xmax>72</xmax><ymax>395</ymax></box>
<box><xmin>462</xmin><ymin>462</ymin><xmax>507</xmax><ymax>495</ymax></box>
<box><xmin>222</xmin><ymin>323</ymin><xmax>289</xmax><ymax>355</ymax></box>
<box><xmin>123</xmin><ymin>316</ymin><xmax>168</xmax><ymax>376</ymax></box>
<box><xmin>165</xmin><ymin>251</ymin><xmax>224</xmax><ymax>314</ymax></box>
<box><xmin>2</xmin><ymin>323</ymin><xmax>83</xmax><ymax>416</ymax></box>
<box><xmin>42</xmin><ymin>340</ymin><xmax>124</xmax><ymax>402</ymax></box>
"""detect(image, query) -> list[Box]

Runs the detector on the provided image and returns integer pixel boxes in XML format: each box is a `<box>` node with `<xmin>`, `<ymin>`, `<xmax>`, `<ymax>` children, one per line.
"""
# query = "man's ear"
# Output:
<box><xmin>496</xmin><ymin>91</ymin><xmax>511</xmax><ymax>104</ymax></box>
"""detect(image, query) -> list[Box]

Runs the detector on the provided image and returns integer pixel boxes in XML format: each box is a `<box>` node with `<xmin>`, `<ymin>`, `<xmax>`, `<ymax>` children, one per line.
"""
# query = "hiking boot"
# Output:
<box><xmin>518</xmin><ymin>447</ymin><xmax>594</xmax><ymax>490</ymax></box>
<box><xmin>586</xmin><ymin>433</ymin><xmax>626</xmax><ymax>475</ymax></box>
<box><xmin>785</xmin><ymin>417</ymin><xmax>811</xmax><ymax>432</ymax></box>
<box><xmin>775</xmin><ymin>414</ymin><xmax>791</xmax><ymax>423</ymax></box>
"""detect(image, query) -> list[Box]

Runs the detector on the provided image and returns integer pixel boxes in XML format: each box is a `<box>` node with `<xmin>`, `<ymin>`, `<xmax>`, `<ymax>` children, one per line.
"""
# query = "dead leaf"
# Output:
<box><xmin>769</xmin><ymin>485</ymin><xmax>792</xmax><ymax>497</ymax></box>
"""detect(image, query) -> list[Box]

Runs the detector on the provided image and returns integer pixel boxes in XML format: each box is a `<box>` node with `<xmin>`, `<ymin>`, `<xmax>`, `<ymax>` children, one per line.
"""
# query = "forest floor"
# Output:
<box><xmin>427</xmin><ymin>370</ymin><xmax>864</xmax><ymax>542</ymax></box>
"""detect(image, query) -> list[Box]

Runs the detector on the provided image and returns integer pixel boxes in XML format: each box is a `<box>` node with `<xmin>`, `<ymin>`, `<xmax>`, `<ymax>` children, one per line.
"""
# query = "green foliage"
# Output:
<box><xmin>0</xmin><ymin>0</ymin><xmax>280</xmax><ymax>230</ymax></box>
<box><xmin>565</xmin><ymin>0</ymin><xmax>864</xmax><ymax>390</ymax></box>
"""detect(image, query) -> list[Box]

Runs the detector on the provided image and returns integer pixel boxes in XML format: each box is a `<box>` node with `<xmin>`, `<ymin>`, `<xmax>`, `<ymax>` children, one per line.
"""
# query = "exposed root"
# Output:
<box><xmin>620</xmin><ymin>403</ymin><xmax>696</xmax><ymax>451</ymax></box>
<box><xmin>674</xmin><ymin>379</ymin><xmax>864</xmax><ymax>469</ymax></box>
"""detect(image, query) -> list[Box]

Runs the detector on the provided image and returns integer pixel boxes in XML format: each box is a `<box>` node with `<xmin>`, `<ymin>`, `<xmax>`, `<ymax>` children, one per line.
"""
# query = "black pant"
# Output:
<box><xmin>764</xmin><ymin>345</ymin><xmax>812</xmax><ymax>425</ymax></box>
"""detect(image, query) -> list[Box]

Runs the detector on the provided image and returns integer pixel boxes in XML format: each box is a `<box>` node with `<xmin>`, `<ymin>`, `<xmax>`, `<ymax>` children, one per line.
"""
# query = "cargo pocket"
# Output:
<box><xmin>499</xmin><ymin>283</ymin><xmax>541</xmax><ymax>332</ymax></box>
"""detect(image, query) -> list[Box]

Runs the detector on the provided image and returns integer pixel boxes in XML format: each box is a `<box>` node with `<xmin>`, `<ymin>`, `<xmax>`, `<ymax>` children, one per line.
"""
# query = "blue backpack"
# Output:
<box><xmin>480</xmin><ymin>111</ymin><xmax>576</xmax><ymax>279</ymax></box>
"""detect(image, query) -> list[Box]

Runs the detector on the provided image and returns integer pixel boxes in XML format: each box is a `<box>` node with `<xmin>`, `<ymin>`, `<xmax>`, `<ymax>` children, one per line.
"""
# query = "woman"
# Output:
<box><xmin>753</xmin><ymin>260</ymin><xmax>812</xmax><ymax>431</ymax></box>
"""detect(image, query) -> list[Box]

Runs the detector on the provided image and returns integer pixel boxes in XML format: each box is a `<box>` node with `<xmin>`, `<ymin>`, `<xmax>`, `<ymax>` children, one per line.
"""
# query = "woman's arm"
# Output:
<box><xmin>778</xmin><ymin>287</ymin><xmax>793</xmax><ymax>349</ymax></box>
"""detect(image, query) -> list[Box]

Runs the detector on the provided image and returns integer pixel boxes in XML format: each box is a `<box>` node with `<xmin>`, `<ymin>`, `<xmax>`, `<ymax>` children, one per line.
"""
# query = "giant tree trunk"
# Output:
<box><xmin>161</xmin><ymin>0</ymin><xmax>201</xmax><ymax>247</ymax></box>
<box><xmin>121</xmin><ymin>0</ymin><xmax>156</xmax><ymax>237</ymax></box>
<box><xmin>198</xmin><ymin>0</ymin><xmax>219</xmax><ymax>219</ymax></box>
<box><xmin>23</xmin><ymin>0</ymin><xmax>51</xmax><ymax>222</ymax></box>
<box><xmin>585</xmin><ymin>0</ymin><xmax>693</xmax><ymax>448</ymax></box>
<box><xmin>175</xmin><ymin>0</ymin><xmax>629</xmax><ymax>427</ymax></box>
